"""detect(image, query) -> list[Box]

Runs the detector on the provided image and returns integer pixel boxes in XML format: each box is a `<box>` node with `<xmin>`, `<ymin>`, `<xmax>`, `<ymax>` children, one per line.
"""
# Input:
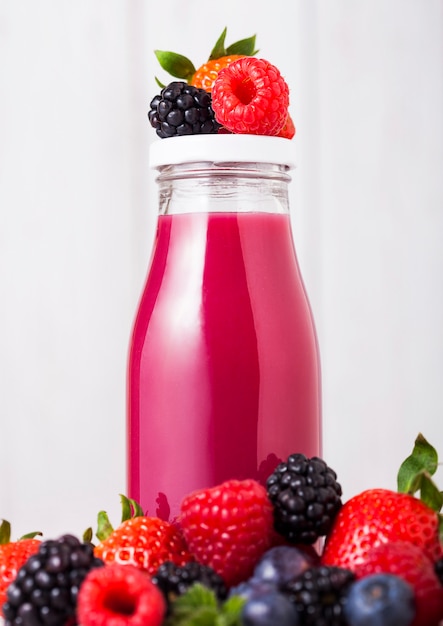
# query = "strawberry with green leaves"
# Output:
<box><xmin>154</xmin><ymin>27</ymin><xmax>257</xmax><ymax>93</ymax></box>
<box><xmin>322</xmin><ymin>433</ymin><xmax>443</xmax><ymax>569</ymax></box>
<box><xmin>92</xmin><ymin>495</ymin><xmax>192</xmax><ymax>577</ymax></box>
<box><xmin>322</xmin><ymin>433</ymin><xmax>443</xmax><ymax>626</ymax></box>
<box><xmin>0</xmin><ymin>520</ymin><xmax>41</xmax><ymax>615</ymax></box>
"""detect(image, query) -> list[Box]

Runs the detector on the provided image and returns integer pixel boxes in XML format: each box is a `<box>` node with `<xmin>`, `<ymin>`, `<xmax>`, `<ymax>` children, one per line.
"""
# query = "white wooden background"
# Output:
<box><xmin>1</xmin><ymin>0</ymin><xmax>442</xmax><ymax>539</ymax></box>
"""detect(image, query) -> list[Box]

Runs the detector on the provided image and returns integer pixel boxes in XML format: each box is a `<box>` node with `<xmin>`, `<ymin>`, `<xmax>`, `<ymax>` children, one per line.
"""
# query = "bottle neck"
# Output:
<box><xmin>155</xmin><ymin>162</ymin><xmax>292</xmax><ymax>215</ymax></box>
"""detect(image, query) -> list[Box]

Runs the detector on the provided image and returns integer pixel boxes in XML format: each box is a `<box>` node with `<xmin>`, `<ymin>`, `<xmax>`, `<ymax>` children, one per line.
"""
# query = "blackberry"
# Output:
<box><xmin>3</xmin><ymin>534</ymin><xmax>104</xmax><ymax>626</ymax></box>
<box><xmin>151</xmin><ymin>560</ymin><xmax>227</xmax><ymax>610</ymax></box>
<box><xmin>266</xmin><ymin>453</ymin><xmax>342</xmax><ymax>544</ymax></box>
<box><xmin>148</xmin><ymin>81</ymin><xmax>221</xmax><ymax>138</ymax></box>
<box><xmin>282</xmin><ymin>565</ymin><xmax>355</xmax><ymax>626</ymax></box>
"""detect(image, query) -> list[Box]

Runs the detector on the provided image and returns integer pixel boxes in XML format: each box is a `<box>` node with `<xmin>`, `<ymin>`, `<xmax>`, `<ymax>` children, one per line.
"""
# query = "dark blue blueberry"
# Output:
<box><xmin>344</xmin><ymin>574</ymin><xmax>415</xmax><ymax>626</ymax></box>
<box><xmin>242</xmin><ymin>590</ymin><xmax>299</xmax><ymax>626</ymax></box>
<box><xmin>253</xmin><ymin>545</ymin><xmax>316</xmax><ymax>587</ymax></box>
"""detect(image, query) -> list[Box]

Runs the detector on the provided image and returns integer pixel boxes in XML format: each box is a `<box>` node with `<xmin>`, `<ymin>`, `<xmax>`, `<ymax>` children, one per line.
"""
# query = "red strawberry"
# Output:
<box><xmin>211</xmin><ymin>57</ymin><xmax>290</xmax><ymax>136</ymax></box>
<box><xmin>321</xmin><ymin>488</ymin><xmax>443</xmax><ymax>570</ymax></box>
<box><xmin>0</xmin><ymin>520</ymin><xmax>40</xmax><ymax>616</ymax></box>
<box><xmin>94</xmin><ymin>516</ymin><xmax>192</xmax><ymax>576</ymax></box>
<box><xmin>179</xmin><ymin>478</ymin><xmax>274</xmax><ymax>587</ymax></box>
<box><xmin>354</xmin><ymin>541</ymin><xmax>443</xmax><ymax>626</ymax></box>
<box><xmin>77</xmin><ymin>563</ymin><xmax>166</xmax><ymax>626</ymax></box>
<box><xmin>92</xmin><ymin>497</ymin><xmax>192</xmax><ymax>578</ymax></box>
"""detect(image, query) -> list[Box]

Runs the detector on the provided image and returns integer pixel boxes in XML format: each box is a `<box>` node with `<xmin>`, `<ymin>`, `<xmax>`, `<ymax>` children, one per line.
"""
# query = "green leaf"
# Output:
<box><xmin>419</xmin><ymin>476</ymin><xmax>443</xmax><ymax>512</ymax></box>
<box><xmin>154</xmin><ymin>50</ymin><xmax>196</xmax><ymax>81</ymax></box>
<box><xmin>0</xmin><ymin>520</ymin><xmax>11</xmax><ymax>544</ymax></box>
<box><xmin>82</xmin><ymin>527</ymin><xmax>93</xmax><ymax>544</ymax></box>
<box><xmin>168</xmin><ymin>585</ymin><xmax>219</xmax><ymax>625</ymax></box>
<box><xmin>155</xmin><ymin>76</ymin><xmax>165</xmax><ymax>89</ymax></box>
<box><xmin>219</xmin><ymin>595</ymin><xmax>245</xmax><ymax>626</ymax></box>
<box><xmin>120</xmin><ymin>494</ymin><xmax>144</xmax><ymax>522</ymax></box>
<box><xmin>397</xmin><ymin>433</ymin><xmax>438</xmax><ymax>494</ymax></box>
<box><xmin>438</xmin><ymin>513</ymin><xmax>443</xmax><ymax>545</ymax></box>
<box><xmin>20</xmin><ymin>531</ymin><xmax>42</xmax><ymax>540</ymax></box>
<box><xmin>95</xmin><ymin>510</ymin><xmax>114</xmax><ymax>542</ymax></box>
<box><xmin>226</xmin><ymin>35</ymin><xmax>258</xmax><ymax>57</ymax></box>
<box><xmin>208</xmin><ymin>27</ymin><xmax>228</xmax><ymax>60</ymax></box>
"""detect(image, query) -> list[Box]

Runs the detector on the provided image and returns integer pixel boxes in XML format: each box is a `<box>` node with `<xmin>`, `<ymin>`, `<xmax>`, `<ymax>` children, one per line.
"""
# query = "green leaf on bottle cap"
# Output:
<box><xmin>397</xmin><ymin>433</ymin><xmax>442</xmax><ymax>512</ymax></box>
<box><xmin>154</xmin><ymin>50</ymin><xmax>196</xmax><ymax>81</ymax></box>
<box><xmin>226</xmin><ymin>35</ymin><xmax>258</xmax><ymax>57</ymax></box>
<box><xmin>208</xmin><ymin>27</ymin><xmax>228</xmax><ymax>60</ymax></box>
<box><xmin>208</xmin><ymin>27</ymin><xmax>258</xmax><ymax>60</ymax></box>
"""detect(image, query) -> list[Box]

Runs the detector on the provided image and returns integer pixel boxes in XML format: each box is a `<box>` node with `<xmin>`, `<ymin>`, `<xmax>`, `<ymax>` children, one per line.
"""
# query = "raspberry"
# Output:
<box><xmin>211</xmin><ymin>57</ymin><xmax>289</xmax><ymax>136</ymax></box>
<box><xmin>179</xmin><ymin>479</ymin><xmax>274</xmax><ymax>587</ymax></box>
<box><xmin>354</xmin><ymin>541</ymin><xmax>443</xmax><ymax>626</ymax></box>
<box><xmin>77</xmin><ymin>564</ymin><xmax>166</xmax><ymax>626</ymax></box>
<box><xmin>266</xmin><ymin>453</ymin><xmax>342</xmax><ymax>544</ymax></box>
<box><xmin>282</xmin><ymin>565</ymin><xmax>355</xmax><ymax>625</ymax></box>
<box><xmin>148</xmin><ymin>81</ymin><xmax>221</xmax><ymax>138</ymax></box>
<box><xmin>2</xmin><ymin>534</ymin><xmax>104</xmax><ymax>626</ymax></box>
<box><xmin>277</xmin><ymin>113</ymin><xmax>296</xmax><ymax>140</ymax></box>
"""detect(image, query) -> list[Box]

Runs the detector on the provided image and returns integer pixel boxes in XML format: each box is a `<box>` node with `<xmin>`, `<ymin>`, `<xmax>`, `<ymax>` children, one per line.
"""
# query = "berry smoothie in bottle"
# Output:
<box><xmin>127</xmin><ymin>136</ymin><xmax>321</xmax><ymax>520</ymax></box>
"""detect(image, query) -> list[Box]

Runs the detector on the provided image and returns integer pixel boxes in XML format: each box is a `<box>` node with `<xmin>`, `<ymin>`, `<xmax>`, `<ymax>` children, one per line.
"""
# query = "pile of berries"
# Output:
<box><xmin>1</xmin><ymin>434</ymin><xmax>442</xmax><ymax>626</ymax></box>
<box><xmin>148</xmin><ymin>27</ymin><xmax>295</xmax><ymax>140</ymax></box>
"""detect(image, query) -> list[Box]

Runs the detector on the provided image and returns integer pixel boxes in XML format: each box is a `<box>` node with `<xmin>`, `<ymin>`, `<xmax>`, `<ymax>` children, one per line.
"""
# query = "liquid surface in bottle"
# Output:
<box><xmin>128</xmin><ymin>211</ymin><xmax>321</xmax><ymax>520</ymax></box>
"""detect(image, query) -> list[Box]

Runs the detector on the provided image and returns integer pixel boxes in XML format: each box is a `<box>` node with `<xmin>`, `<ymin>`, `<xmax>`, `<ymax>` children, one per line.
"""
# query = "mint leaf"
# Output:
<box><xmin>397</xmin><ymin>433</ymin><xmax>438</xmax><ymax>494</ymax></box>
<box><xmin>209</xmin><ymin>27</ymin><xmax>228</xmax><ymax>60</ymax></box>
<box><xmin>226</xmin><ymin>35</ymin><xmax>258</xmax><ymax>56</ymax></box>
<box><xmin>154</xmin><ymin>51</ymin><xmax>196</xmax><ymax>81</ymax></box>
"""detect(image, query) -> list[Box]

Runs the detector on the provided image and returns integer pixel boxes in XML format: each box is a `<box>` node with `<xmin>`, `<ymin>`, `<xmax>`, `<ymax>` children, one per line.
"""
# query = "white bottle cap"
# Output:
<box><xmin>149</xmin><ymin>134</ymin><xmax>296</xmax><ymax>169</ymax></box>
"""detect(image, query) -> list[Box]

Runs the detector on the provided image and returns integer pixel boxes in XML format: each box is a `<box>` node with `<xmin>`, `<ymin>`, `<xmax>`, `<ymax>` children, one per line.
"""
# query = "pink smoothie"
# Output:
<box><xmin>127</xmin><ymin>211</ymin><xmax>321</xmax><ymax>520</ymax></box>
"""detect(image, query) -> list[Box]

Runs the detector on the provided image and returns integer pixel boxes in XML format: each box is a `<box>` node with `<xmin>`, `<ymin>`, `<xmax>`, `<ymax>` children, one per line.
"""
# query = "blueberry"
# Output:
<box><xmin>242</xmin><ymin>590</ymin><xmax>299</xmax><ymax>626</ymax></box>
<box><xmin>253</xmin><ymin>546</ymin><xmax>316</xmax><ymax>587</ymax></box>
<box><xmin>229</xmin><ymin>578</ymin><xmax>276</xmax><ymax>601</ymax></box>
<box><xmin>344</xmin><ymin>574</ymin><xmax>415</xmax><ymax>626</ymax></box>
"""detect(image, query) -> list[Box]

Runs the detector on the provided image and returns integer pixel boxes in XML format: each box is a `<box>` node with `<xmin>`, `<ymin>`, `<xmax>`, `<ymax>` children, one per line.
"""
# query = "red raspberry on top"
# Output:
<box><xmin>179</xmin><ymin>478</ymin><xmax>274</xmax><ymax>587</ymax></box>
<box><xmin>211</xmin><ymin>57</ymin><xmax>290</xmax><ymax>136</ymax></box>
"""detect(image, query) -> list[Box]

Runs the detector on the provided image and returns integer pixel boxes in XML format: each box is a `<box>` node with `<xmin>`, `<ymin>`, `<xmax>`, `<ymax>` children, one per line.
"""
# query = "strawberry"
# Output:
<box><xmin>211</xmin><ymin>57</ymin><xmax>290</xmax><ymax>136</ymax></box>
<box><xmin>179</xmin><ymin>479</ymin><xmax>274</xmax><ymax>587</ymax></box>
<box><xmin>77</xmin><ymin>563</ymin><xmax>166</xmax><ymax>626</ymax></box>
<box><xmin>322</xmin><ymin>434</ymin><xmax>443</xmax><ymax>570</ymax></box>
<box><xmin>154</xmin><ymin>27</ymin><xmax>257</xmax><ymax>91</ymax></box>
<box><xmin>354</xmin><ymin>541</ymin><xmax>443</xmax><ymax>626</ymax></box>
<box><xmin>191</xmin><ymin>55</ymin><xmax>244</xmax><ymax>92</ymax></box>
<box><xmin>321</xmin><ymin>487</ymin><xmax>443</xmax><ymax>569</ymax></box>
<box><xmin>93</xmin><ymin>496</ymin><xmax>192</xmax><ymax>577</ymax></box>
<box><xmin>0</xmin><ymin>520</ymin><xmax>41</xmax><ymax>616</ymax></box>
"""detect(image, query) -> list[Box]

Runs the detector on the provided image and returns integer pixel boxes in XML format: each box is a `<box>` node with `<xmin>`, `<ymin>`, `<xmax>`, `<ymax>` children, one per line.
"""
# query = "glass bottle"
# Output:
<box><xmin>127</xmin><ymin>134</ymin><xmax>321</xmax><ymax>521</ymax></box>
